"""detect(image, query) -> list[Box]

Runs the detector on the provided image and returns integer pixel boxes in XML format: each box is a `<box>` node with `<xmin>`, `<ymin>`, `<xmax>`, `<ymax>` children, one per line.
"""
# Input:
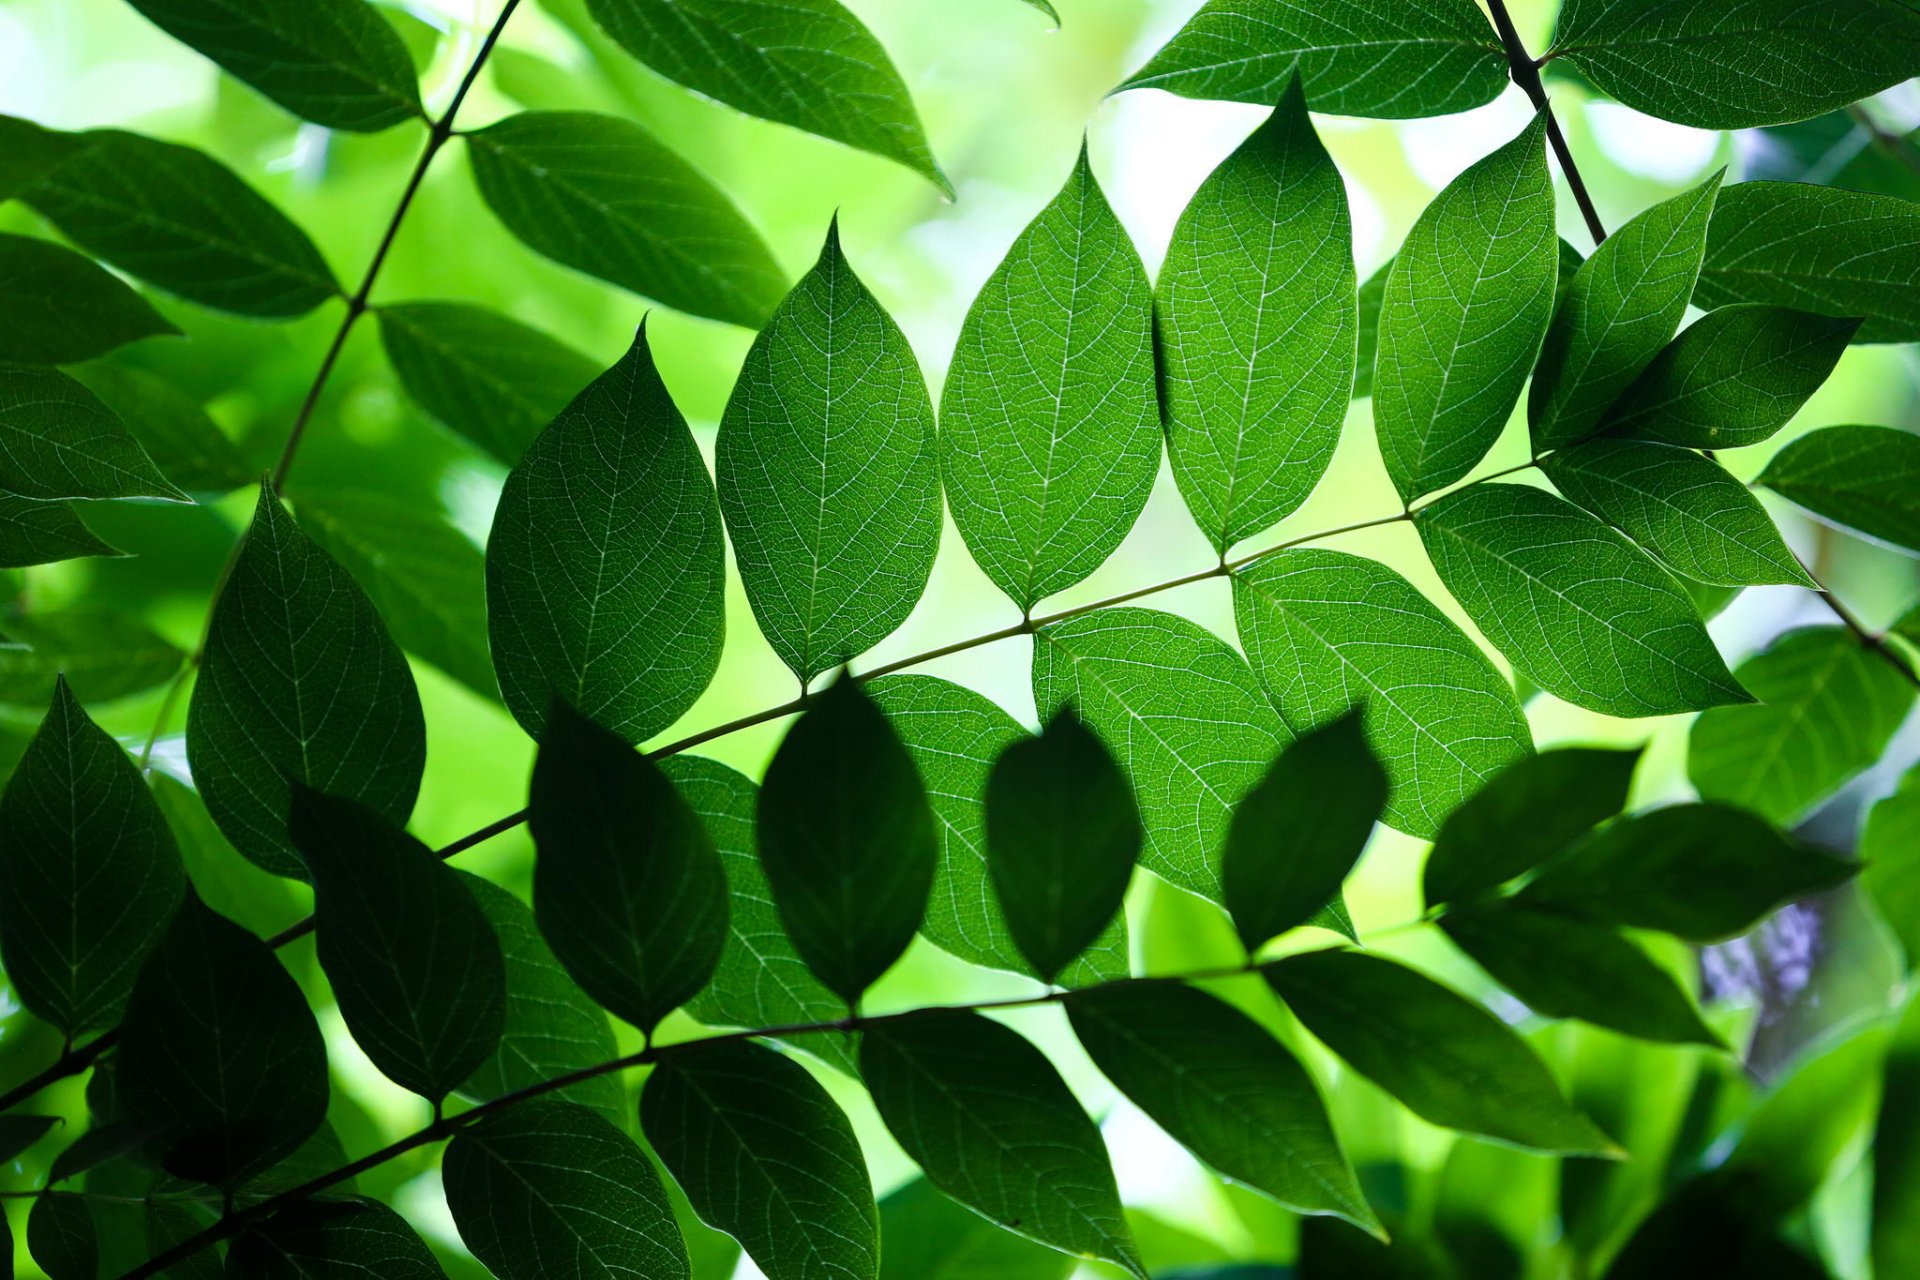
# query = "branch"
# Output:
<box><xmin>1484</xmin><ymin>0</ymin><xmax>1608</xmax><ymax>246</ymax></box>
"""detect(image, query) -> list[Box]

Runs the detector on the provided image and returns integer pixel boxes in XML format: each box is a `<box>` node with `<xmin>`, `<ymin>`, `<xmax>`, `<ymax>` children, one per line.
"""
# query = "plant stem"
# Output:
<box><xmin>1484</xmin><ymin>0</ymin><xmax>1608</xmax><ymax>246</ymax></box>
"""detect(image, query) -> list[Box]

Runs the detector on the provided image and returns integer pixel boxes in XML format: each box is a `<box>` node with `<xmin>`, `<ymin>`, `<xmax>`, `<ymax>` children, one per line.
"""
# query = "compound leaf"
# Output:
<box><xmin>0</xmin><ymin>364</ymin><xmax>186</xmax><ymax>502</ymax></box>
<box><xmin>1758</xmin><ymin>424</ymin><xmax>1920</xmax><ymax>553</ymax></box>
<box><xmin>0</xmin><ymin>231</ymin><xmax>176</xmax><ymax>364</ymax></box>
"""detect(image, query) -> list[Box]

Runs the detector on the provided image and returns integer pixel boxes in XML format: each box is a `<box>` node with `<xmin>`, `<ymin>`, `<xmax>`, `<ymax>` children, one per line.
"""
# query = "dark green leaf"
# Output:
<box><xmin>1159</xmin><ymin>77</ymin><xmax>1355</xmax><ymax>551</ymax></box>
<box><xmin>666</xmin><ymin>755</ymin><xmax>851</xmax><ymax>1070</ymax></box>
<box><xmin>529</xmin><ymin>700</ymin><xmax>728</xmax><ymax>1032</ymax></box>
<box><xmin>1118</xmin><ymin>0</ymin><xmax>1506</xmax><ymax>118</ymax></box>
<box><xmin>1866</xmin><ymin>763</ymin><xmax>1920</xmax><ymax>967</ymax></box>
<box><xmin>1033</xmin><ymin>608</ymin><xmax>1288</xmax><ymax>902</ymax></box>
<box><xmin>1694</xmin><ymin>182</ymin><xmax>1920</xmax><ymax>344</ymax></box>
<box><xmin>455</xmin><ymin>873</ymin><xmax>625</xmax><ymax>1127</ymax></box>
<box><xmin>486</xmin><ymin>326</ymin><xmax>725</xmax><ymax>743</ymax></box>
<box><xmin>1549</xmin><ymin>0</ymin><xmax>1920</xmax><ymax>129</ymax></box>
<box><xmin>71</xmin><ymin>362</ymin><xmax>250</xmax><ymax>493</ymax></box>
<box><xmin>0</xmin><ymin>610</ymin><xmax>181</xmax><ymax>708</ymax></box>
<box><xmin>940</xmin><ymin>147</ymin><xmax>1158</xmax><ymax>610</ymax></box>
<box><xmin>444</xmin><ymin>1099</ymin><xmax>690</xmax><ymax>1280</ymax></box>
<box><xmin>375</xmin><ymin>302</ymin><xmax>598</xmax><ymax>466</ymax></box>
<box><xmin>1263</xmin><ymin>950</ymin><xmax>1616</xmax><ymax>1154</ymax></box>
<box><xmin>3</xmin><ymin>115</ymin><xmax>338</xmax><ymax>317</ymax></box>
<box><xmin>1374</xmin><ymin>115</ymin><xmax>1557</xmax><ymax>501</ymax></box>
<box><xmin>1603</xmin><ymin>1170</ymin><xmax>1829</xmax><ymax>1280</ymax></box>
<box><xmin>0</xmin><ymin>677</ymin><xmax>184</xmax><ymax>1035</ymax></box>
<box><xmin>1415</xmin><ymin>484</ymin><xmax>1749</xmax><ymax>717</ymax></box>
<box><xmin>298</xmin><ymin>488</ymin><xmax>496</xmax><ymax>703</ymax></box>
<box><xmin>1689</xmin><ymin>627</ymin><xmax>1916</xmax><ymax>827</ymax></box>
<box><xmin>1234</xmin><ymin>549</ymin><xmax>1530</xmax><ymax>839</ymax></box>
<box><xmin>1876</xmin><ymin>995</ymin><xmax>1920</xmax><ymax>1277</ymax></box>
<box><xmin>1758</xmin><ymin>424</ymin><xmax>1920</xmax><ymax>553</ymax></box>
<box><xmin>117</xmin><ymin>892</ymin><xmax>329</xmax><ymax>1188</ymax></box>
<box><xmin>1599</xmin><ymin>305</ymin><xmax>1859</xmax><ymax>449</ymax></box>
<box><xmin>188</xmin><ymin>488</ymin><xmax>425</xmax><ymax>879</ymax></box>
<box><xmin>1529</xmin><ymin>173</ymin><xmax>1723</xmax><ymax>450</ymax></box>
<box><xmin>0</xmin><ymin>1115</ymin><xmax>58</xmax><ymax>1163</ymax></box>
<box><xmin>985</xmin><ymin>708</ymin><xmax>1140</xmax><ymax>982</ymax></box>
<box><xmin>0</xmin><ymin>364</ymin><xmax>186</xmax><ymax>502</ymax></box>
<box><xmin>1422</xmin><ymin>746</ymin><xmax>1639</xmax><ymax>909</ymax></box>
<box><xmin>716</xmin><ymin>224</ymin><xmax>941</xmax><ymax>681</ymax></box>
<box><xmin>1441</xmin><ymin>905</ymin><xmax>1720</xmax><ymax>1046</ymax></box>
<box><xmin>229</xmin><ymin>1200</ymin><xmax>447</xmax><ymax>1278</ymax></box>
<box><xmin>1743</xmin><ymin>111</ymin><xmax>1920</xmax><ymax>198</ymax></box>
<box><xmin>47</xmin><ymin>1118</ymin><xmax>170</xmax><ymax>1185</ymax></box>
<box><xmin>0</xmin><ymin>496</ymin><xmax>122</xmax><ymax>569</ymax></box>
<box><xmin>878</xmin><ymin>1178</ymin><xmax>1075</xmax><ymax>1280</ymax></box>
<box><xmin>1068</xmin><ymin>980</ymin><xmax>1378</xmax><ymax>1233</ymax></box>
<box><xmin>872</xmin><ymin>673</ymin><xmax>1128</xmax><ymax>986</ymax></box>
<box><xmin>290</xmin><ymin>787</ymin><xmax>505</xmax><ymax>1101</ymax></box>
<box><xmin>1519</xmin><ymin>803</ymin><xmax>1854</xmax><ymax>941</ymax></box>
<box><xmin>585</xmin><ymin>0</ymin><xmax>947</xmax><ymax>193</ymax></box>
<box><xmin>123</xmin><ymin>0</ymin><xmax>422</xmax><ymax>131</ymax></box>
<box><xmin>1541</xmin><ymin>440</ymin><xmax>1813</xmax><ymax>587</ymax></box>
<box><xmin>27</xmin><ymin>1193</ymin><xmax>95</xmax><ymax>1280</ymax></box>
<box><xmin>0</xmin><ymin>232</ymin><xmax>176</xmax><ymax>363</ymax></box>
<box><xmin>643</xmin><ymin>1038</ymin><xmax>877</xmax><ymax>1280</ymax></box>
<box><xmin>465</xmin><ymin>111</ymin><xmax>785</xmax><ymax>329</ymax></box>
<box><xmin>1222</xmin><ymin>711</ymin><xmax>1383</xmax><ymax>951</ymax></box>
<box><xmin>862</xmin><ymin>1009</ymin><xmax>1145</xmax><ymax>1277</ymax></box>
<box><xmin>758</xmin><ymin>674</ymin><xmax>935</xmax><ymax>1007</ymax></box>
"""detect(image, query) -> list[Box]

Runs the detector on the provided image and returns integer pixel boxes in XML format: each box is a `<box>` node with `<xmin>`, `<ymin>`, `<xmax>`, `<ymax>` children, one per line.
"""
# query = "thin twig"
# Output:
<box><xmin>1485</xmin><ymin>0</ymin><xmax>1608</xmax><ymax>246</ymax></box>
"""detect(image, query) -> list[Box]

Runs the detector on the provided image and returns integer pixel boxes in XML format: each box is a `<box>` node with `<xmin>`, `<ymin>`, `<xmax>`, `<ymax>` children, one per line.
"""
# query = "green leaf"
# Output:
<box><xmin>758</xmin><ymin>675</ymin><xmax>935</xmax><ymax>1006</ymax></box>
<box><xmin>716</xmin><ymin>224</ymin><xmax>941</xmax><ymax>682</ymax></box>
<box><xmin>1688</xmin><ymin>626</ymin><xmax>1916</xmax><ymax>826</ymax></box>
<box><xmin>0</xmin><ymin>495</ymin><xmax>122</xmax><ymax>569</ymax></box>
<box><xmin>0</xmin><ymin>1115</ymin><xmax>58</xmax><ymax>1164</ymax></box>
<box><xmin>642</xmin><ymin>1038</ymin><xmax>877</xmax><ymax>1280</ymax></box>
<box><xmin>1694</xmin><ymin>182</ymin><xmax>1920</xmax><ymax>344</ymax></box>
<box><xmin>1529</xmin><ymin>173</ymin><xmax>1724</xmax><ymax>450</ymax></box>
<box><xmin>878</xmin><ymin>1178</ymin><xmax>1075</xmax><ymax>1280</ymax></box>
<box><xmin>1117</xmin><ymin>0</ymin><xmax>1506</xmax><ymax>119</ymax></box>
<box><xmin>1541</xmin><ymin>440</ymin><xmax>1813</xmax><ymax>588</ymax></box>
<box><xmin>0</xmin><ymin>232</ymin><xmax>176</xmax><ymax>363</ymax></box>
<box><xmin>1758</xmin><ymin>424</ymin><xmax>1920</xmax><ymax>553</ymax></box>
<box><xmin>117</xmin><ymin>892</ymin><xmax>329</xmax><ymax>1188</ymax></box>
<box><xmin>0</xmin><ymin>610</ymin><xmax>181</xmax><ymax>708</ymax></box>
<box><xmin>188</xmin><ymin>488</ymin><xmax>425</xmax><ymax>879</ymax></box>
<box><xmin>1876</xmin><ymin>995</ymin><xmax>1920</xmax><ymax>1278</ymax></box>
<box><xmin>1441</xmin><ymin>905</ymin><xmax>1720</xmax><ymax>1046</ymax></box>
<box><xmin>1068</xmin><ymin>980</ymin><xmax>1378</xmax><ymax>1233</ymax></box>
<box><xmin>290</xmin><ymin>787</ymin><xmax>505</xmax><ymax>1101</ymax></box>
<box><xmin>0</xmin><ymin>364</ymin><xmax>186</xmax><ymax>502</ymax></box>
<box><xmin>229</xmin><ymin>1201</ymin><xmax>448</xmax><ymax>1278</ymax></box>
<box><xmin>125</xmin><ymin>0</ymin><xmax>421</xmax><ymax>132</ymax></box>
<box><xmin>1033</xmin><ymin>607</ymin><xmax>1288</xmax><ymax>902</ymax></box>
<box><xmin>666</xmin><ymin>755</ymin><xmax>851</xmax><ymax>1071</ymax></box>
<box><xmin>71</xmin><ymin>362</ymin><xmax>250</xmax><ymax>493</ymax></box>
<box><xmin>486</xmin><ymin>326</ymin><xmax>725</xmax><ymax>744</ymax></box>
<box><xmin>585</xmin><ymin>0</ymin><xmax>948</xmax><ymax>194</ymax></box>
<box><xmin>455</xmin><ymin>873</ymin><xmax>626</xmax><ymax>1127</ymax></box>
<box><xmin>985</xmin><ymin>708</ymin><xmax>1140</xmax><ymax>982</ymax></box>
<box><xmin>1865</xmin><ymin>764</ymin><xmax>1920</xmax><ymax>967</ymax></box>
<box><xmin>1415</xmin><ymin>483</ymin><xmax>1749</xmax><ymax>718</ymax></box>
<box><xmin>27</xmin><ymin>1193</ymin><xmax>96</xmax><ymax>1280</ymax></box>
<box><xmin>940</xmin><ymin>147</ymin><xmax>1158</xmax><ymax>610</ymax></box>
<box><xmin>1158</xmin><ymin>77</ymin><xmax>1355</xmax><ymax>551</ymax></box>
<box><xmin>1744</xmin><ymin>111</ymin><xmax>1920</xmax><ymax>199</ymax></box>
<box><xmin>445</xmin><ymin>1099</ymin><xmax>690</xmax><ymax>1280</ymax></box>
<box><xmin>1233</xmin><ymin>549</ymin><xmax>1531</xmax><ymax>838</ymax></box>
<box><xmin>0</xmin><ymin>677</ymin><xmax>184</xmax><ymax>1036</ymax></box>
<box><xmin>1421</xmin><ymin>746</ymin><xmax>1639</xmax><ymax>909</ymax></box>
<box><xmin>3</xmin><ymin>115</ymin><xmax>338</xmax><ymax>317</ymax></box>
<box><xmin>1598</xmin><ymin>305</ymin><xmax>1859</xmax><ymax>451</ymax></box>
<box><xmin>1518</xmin><ymin>803</ymin><xmax>1854</xmax><ymax>941</ymax></box>
<box><xmin>1373</xmin><ymin>115</ymin><xmax>1558</xmax><ymax>501</ymax></box>
<box><xmin>862</xmin><ymin>1009</ymin><xmax>1145</xmax><ymax>1278</ymax></box>
<box><xmin>1222</xmin><ymin>710</ymin><xmax>1383</xmax><ymax>951</ymax></box>
<box><xmin>376</xmin><ymin>302</ymin><xmax>598</xmax><ymax>466</ymax></box>
<box><xmin>871</xmin><ymin>673</ymin><xmax>1128</xmax><ymax>986</ymax></box>
<box><xmin>465</xmin><ymin>111</ymin><xmax>786</xmax><ymax>329</ymax></box>
<box><xmin>297</xmin><ymin>488</ymin><xmax>496</xmax><ymax>703</ymax></box>
<box><xmin>1548</xmin><ymin>0</ymin><xmax>1920</xmax><ymax>130</ymax></box>
<box><xmin>1263</xmin><ymin>950</ymin><xmax>1616</xmax><ymax>1155</ymax></box>
<box><xmin>529</xmin><ymin>699</ymin><xmax>728</xmax><ymax>1033</ymax></box>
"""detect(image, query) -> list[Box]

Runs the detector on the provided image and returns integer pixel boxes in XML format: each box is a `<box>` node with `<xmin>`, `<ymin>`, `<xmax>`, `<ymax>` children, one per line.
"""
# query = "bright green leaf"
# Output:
<box><xmin>0</xmin><ymin>364</ymin><xmax>186</xmax><ymax>502</ymax></box>
<box><xmin>1865</xmin><ymin>763</ymin><xmax>1920</xmax><ymax>968</ymax></box>
<box><xmin>1758</xmin><ymin>424</ymin><xmax>1920</xmax><ymax>553</ymax></box>
<box><xmin>1415</xmin><ymin>483</ymin><xmax>1749</xmax><ymax>718</ymax></box>
<box><xmin>0</xmin><ymin>232</ymin><xmax>176</xmax><ymax>363</ymax></box>
<box><xmin>878</xmin><ymin>1178</ymin><xmax>1075</xmax><ymax>1280</ymax></box>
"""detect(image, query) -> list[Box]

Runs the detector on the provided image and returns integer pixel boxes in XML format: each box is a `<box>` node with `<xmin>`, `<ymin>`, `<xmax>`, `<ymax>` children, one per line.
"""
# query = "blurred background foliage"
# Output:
<box><xmin>1</xmin><ymin>0</ymin><xmax>1917</xmax><ymax>1276</ymax></box>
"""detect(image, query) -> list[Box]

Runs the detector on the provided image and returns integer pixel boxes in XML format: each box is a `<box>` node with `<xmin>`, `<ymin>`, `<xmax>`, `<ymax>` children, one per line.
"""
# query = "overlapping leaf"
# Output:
<box><xmin>72</xmin><ymin>363</ymin><xmax>250</xmax><ymax>492</ymax></box>
<box><xmin>0</xmin><ymin>364</ymin><xmax>186</xmax><ymax>502</ymax></box>
<box><xmin>1758</xmin><ymin>425</ymin><xmax>1920</xmax><ymax>553</ymax></box>
<box><xmin>0</xmin><ymin>610</ymin><xmax>181</xmax><ymax>708</ymax></box>
<box><xmin>0</xmin><ymin>232</ymin><xmax>176</xmax><ymax>363</ymax></box>
<box><xmin>0</xmin><ymin>496</ymin><xmax>120</xmax><ymax>569</ymax></box>
<box><xmin>228</xmin><ymin>1201</ymin><xmax>447</xmax><ymax>1278</ymax></box>
<box><xmin>878</xmin><ymin>1179</ymin><xmax>1075</xmax><ymax>1280</ymax></box>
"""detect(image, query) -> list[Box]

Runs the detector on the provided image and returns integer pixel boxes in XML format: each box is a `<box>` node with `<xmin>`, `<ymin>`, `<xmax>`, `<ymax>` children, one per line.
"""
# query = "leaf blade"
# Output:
<box><xmin>0</xmin><ymin>364</ymin><xmax>185</xmax><ymax>502</ymax></box>
<box><xmin>0</xmin><ymin>232</ymin><xmax>176</xmax><ymax>363</ymax></box>
<box><xmin>1757</xmin><ymin>424</ymin><xmax>1920</xmax><ymax>553</ymax></box>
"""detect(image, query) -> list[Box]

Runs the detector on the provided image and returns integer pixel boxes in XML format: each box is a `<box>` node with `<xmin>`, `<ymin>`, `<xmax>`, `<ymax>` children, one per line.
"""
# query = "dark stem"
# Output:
<box><xmin>1484</xmin><ymin>0</ymin><xmax>1608</xmax><ymax>246</ymax></box>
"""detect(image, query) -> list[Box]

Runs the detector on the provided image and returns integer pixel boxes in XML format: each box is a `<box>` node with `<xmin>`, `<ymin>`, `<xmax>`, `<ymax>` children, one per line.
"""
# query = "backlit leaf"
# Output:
<box><xmin>0</xmin><ymin>496</ymin><xmax>121</xmax><ymax>569</ymax></box>
<box><xmin>878</xmin><ymin>1178</ymin><xmax>1075</xmax><ymax>1280</ymax></box>
<box><xmin>0</xmin><ymin>610</ymin><xmax>181</xmax><ymax>708</ymax></box>
<box><xmin>229</xmin><ymin>1201</ymin><xmax>447</xmax><ymax>1278</ymax></box>
<box><xmin>0</xmin><ymin>232</ymin><xmax>176</xmax><ymax>363</ymax></box>
<box><xmin>1865</xmin><ymin>764</ymin><xmax>1920</xmax><ymax>967</ymax></box>
<box><xmin>0</xmin><ymin>364</ymin><xmax>186</xmax><ymax>502</ymax></box>
<box><xmin>1758</xmin><ymin>424</ymin><xmax>1920</xmax><ymax>553</ymax></box>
